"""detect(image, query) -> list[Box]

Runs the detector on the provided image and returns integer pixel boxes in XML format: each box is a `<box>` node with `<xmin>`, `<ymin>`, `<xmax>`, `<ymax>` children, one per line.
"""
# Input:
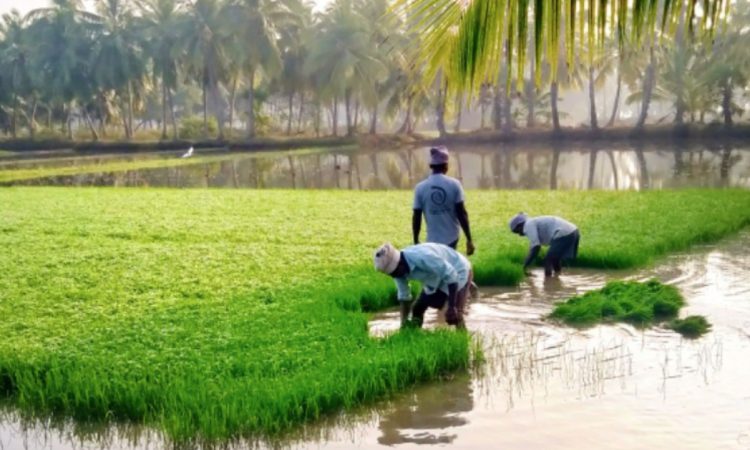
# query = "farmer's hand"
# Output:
<box><xmin>466</xmin><ymin>240</ymin><xmax>475</xmax><ymax>256</ymax></box>
<box><xmin>445</xmin><ymin>307</ymin><xmax>459</xmax><ymax>325</ymax></box>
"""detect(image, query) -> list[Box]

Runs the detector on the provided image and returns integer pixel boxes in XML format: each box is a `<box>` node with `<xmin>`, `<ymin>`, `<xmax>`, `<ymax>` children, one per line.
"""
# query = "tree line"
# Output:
<box><xmin>1</xmin><ymin>0</ymin><xmax>749</xmax><ymax>142</ymax></box>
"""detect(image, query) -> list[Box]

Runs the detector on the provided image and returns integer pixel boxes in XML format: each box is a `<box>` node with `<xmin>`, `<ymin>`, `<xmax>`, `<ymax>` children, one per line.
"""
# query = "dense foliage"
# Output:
<box><xmin>0</xmin><ymin>0</ymin><xmax>748</xmax><ymax>141</ymax></box>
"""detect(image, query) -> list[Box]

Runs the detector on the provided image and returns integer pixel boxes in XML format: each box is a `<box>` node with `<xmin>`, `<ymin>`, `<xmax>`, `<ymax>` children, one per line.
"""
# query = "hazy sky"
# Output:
<box><xmin>1</xmin><ymin>0</ymin><xmax>331</xmax><ymax>15</ymax></box>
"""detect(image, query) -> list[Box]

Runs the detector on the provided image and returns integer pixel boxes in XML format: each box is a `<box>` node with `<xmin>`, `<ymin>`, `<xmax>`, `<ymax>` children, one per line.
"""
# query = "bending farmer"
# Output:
<box><xmin>412</xmin><ymin>146</ymin><xmax>475</xmax><ymax>256</ymax></box>
<box><xmin>374</xmin><ymin>242</ymin><xmax>473</xmax><ymax>330</ymax></box>
<box><xmin>509</xmin><ymin>213</ymin><xmax>580</xmax><ymax>277</ymax></box>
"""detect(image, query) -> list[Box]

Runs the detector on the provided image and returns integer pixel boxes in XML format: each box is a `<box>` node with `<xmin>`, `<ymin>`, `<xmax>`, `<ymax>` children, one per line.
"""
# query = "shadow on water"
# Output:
<box><xmin>2</xmin><ymin>142</ymin><xmax>750</xmax><ymax>190</ymax></box>
<box><xmin>3</xmin><ymin>232</ymin><xmax>750</xmax><ymax>449</ymax></box>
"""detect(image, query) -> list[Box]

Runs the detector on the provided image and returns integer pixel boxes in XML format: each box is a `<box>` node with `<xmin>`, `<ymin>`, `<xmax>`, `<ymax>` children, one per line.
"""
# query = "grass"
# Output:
<box><xmin>470</xmin><ymin>189</ymin><xmax>750</xmax><ymax>285</ymax></box>
<box><xmin>0</xmin><ymin>147</ymin><xmax>344</xmax><ymax>183</ymax></box>
<box><xmin>668</xmin><ymin>316</ymin><xmax>713</xmax><ymax>338</ymax></box>
<box><xmin>549</xmin><ymin>279</ymin><xmax>713</xmax><ymax>339</ymax></box>
<box><xmin>0</xmin><ymin>188</ymin><xmax>747</xmax><ymax>440</ymax></box>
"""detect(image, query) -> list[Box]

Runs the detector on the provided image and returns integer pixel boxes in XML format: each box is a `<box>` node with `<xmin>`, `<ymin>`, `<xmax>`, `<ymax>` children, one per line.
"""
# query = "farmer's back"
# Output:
<box><xmin>413</xmin><ymin>173</ymin><xmax>465</xmax><ymax>245</ymax></box>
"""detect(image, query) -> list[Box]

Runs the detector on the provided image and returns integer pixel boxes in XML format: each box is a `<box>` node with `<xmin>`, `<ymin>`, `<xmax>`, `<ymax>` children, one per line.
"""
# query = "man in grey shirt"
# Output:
<box><xmin>412</xmin><ymin>146</ymin><xmax>475</xmax><ymax>256</ymax></box>
<box><xmin>509</xmin><ymin>212</ymin><xmax>580</xmax><ymax>277</ymax></box>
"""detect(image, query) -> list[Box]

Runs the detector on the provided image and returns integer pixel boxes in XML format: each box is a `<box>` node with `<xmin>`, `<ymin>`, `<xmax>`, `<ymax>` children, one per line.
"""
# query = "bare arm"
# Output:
<box><xmin>412</xmin><ymin>209</ymin><xmax>422</xmax><ymax>245</ymax></box>
<box><xmin>455</xmin><ymin>202</ymin><xmax>472</xmax><ymax>243</ymax></box>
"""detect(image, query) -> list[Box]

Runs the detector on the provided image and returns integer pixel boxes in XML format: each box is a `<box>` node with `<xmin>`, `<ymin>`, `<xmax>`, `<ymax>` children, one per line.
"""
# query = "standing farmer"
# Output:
<box><xmin>412</xmin><ymin>146</ymin><xmax>475</xmax><ymax>256</ymax></box>
<box><xmin>374</xmin><ymin>242</ymin><xmax>473</xmax><ymax>330</ymax></box>
<box><xmin>509</xmin><ymin>212</ymin><xmax>580</xmax><ymax>277</ymax></box>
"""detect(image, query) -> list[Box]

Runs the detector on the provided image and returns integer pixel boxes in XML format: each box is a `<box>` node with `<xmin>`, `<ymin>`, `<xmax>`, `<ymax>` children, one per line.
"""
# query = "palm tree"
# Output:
<box><xmin>227</xmin><ymin>0</ymin><xmax>301</xmax><ymax>139</ymax></box>
<box><xmin>181</xmin><ymin>0</ymin><xmax>233</xmax><ymax>139</ymax></box>
<box><xmin>305</xmin><ymin>0</ymin><xmax>387</xmax><ymax>137</ymax></box>
<box><xmin>136</xmin><ymin>0</ymin><xmax>185</xmax><ymax>140</ymax></box>
<box><xmin>391</xmin><ymin>0</ymin><xmax>726</xmax><ymax>103</ymax></box>
<box><xmin>91</xmin><ymin>0</ymin><xmax>147</xmax><ymax>140</ymax></box>
<box><xmin>0</xmin><ymin>10</ymin><xmax>33</xmax><ymax>138</ymax></box>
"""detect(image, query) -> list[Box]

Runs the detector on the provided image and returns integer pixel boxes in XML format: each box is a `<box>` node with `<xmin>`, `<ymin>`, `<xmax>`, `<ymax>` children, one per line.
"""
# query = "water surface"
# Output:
<box><xmin>2</xmin><ymin>142</ymin><xmax>749</xmax><ymax>190</ymax></box>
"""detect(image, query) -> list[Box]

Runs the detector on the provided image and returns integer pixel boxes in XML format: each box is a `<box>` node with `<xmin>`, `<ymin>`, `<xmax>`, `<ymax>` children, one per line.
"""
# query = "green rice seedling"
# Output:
<box><xmin>549</xmin><ymin>279</ymin><xmax>712</xmax><ymax>338</ymax></box>
<box><xmin>667</xmin><ymin>315</ymin><xmax>713</xmax><ymax>339</ymax></box>
<box><xmin>0</xmin><ymin>187</ymin><xmax>743</xmax><ymax>441</ymax></box>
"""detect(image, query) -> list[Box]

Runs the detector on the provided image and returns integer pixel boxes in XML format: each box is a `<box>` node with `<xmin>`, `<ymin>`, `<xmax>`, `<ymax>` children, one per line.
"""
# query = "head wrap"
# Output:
<box><xmin>429</xmin><ymin>146</ymin><xmax>450</xmax><ymax>165</ymax></box>
<box><xmin>509</xmin><ymin>212</ymin><xmax>529</xmax><ymax>232</ymax></box>
<box><xmin>374</xmin><ymin>243</ymin><xmax>401</xmax><ymax>274</ymax></box>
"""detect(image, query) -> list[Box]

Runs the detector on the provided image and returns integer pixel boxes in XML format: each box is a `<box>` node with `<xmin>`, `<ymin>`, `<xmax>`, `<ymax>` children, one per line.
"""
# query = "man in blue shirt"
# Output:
<box><xmin>412</xmin><ymin>146</ymin><xmax>475</xmax><ymax>256</ymax></box>
<box><xmin>374</xmin><ymin>242</ymin><xmax>473</xmax><ymax>330</ymax></box>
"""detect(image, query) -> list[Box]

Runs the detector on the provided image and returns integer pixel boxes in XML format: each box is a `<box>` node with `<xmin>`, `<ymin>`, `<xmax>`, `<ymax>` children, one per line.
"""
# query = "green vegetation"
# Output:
<box><xmin>668</xmin><ymin>316</ymin><xmax>713</xmax><ymax>339</ymax></box>
<box><xmin>549</xmin><ymin>279</ymin><xmax>713</xmax><ymax>339</ymax></box>
<box><xmin>0</xmin><ymin>150</ymin><xmax>13</xmax><ymax>156</ymax></box>
<box><xmin>0</xmin><ymin>0</ymin><xmax>737</xmax><ymax>143</ymax></box>
<box><xmin>471</xmin><ymin>189</ymin><xmax>750</xmax><ymax>285</ymax></box>
<box><xmin>549</xmin><ymin>279</ymin><xmax>685</xmax><ymax>327</ymax></box>
<box><xmin>0</xmin><ymin>188</ymin><xmax>744</xmax><ymax>440</ymax></box>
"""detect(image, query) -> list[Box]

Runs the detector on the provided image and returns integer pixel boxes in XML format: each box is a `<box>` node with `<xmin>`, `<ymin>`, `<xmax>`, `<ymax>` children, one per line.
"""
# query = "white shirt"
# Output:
<box><xmin>524</xmin><ymin>216</ymin><xmax>578</xmax><ymax>248</ymax></box>
<box><xmin>393</xmin><ymin>243</ymin><xmax>471</xmax><ymax>302</ymax></box>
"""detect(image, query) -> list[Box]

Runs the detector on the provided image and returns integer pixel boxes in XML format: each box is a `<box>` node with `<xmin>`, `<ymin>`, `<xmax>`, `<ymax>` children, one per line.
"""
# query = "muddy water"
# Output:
<box><xmin>2</xmin><ymin>234</ymin><xmax>750</xmax><ymax>450</ymax></box>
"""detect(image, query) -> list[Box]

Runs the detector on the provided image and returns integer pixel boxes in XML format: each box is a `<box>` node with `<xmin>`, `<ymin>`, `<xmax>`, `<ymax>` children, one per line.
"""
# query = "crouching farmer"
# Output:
<box><xmin>509</xmin><ymin>212</ymin><xmax>580</xmax><ymax>277</ymax></box>
<box><xmin>374</xmin><ymin>242</ymin><xmax>473</xmax><ymax>330</ymax></box>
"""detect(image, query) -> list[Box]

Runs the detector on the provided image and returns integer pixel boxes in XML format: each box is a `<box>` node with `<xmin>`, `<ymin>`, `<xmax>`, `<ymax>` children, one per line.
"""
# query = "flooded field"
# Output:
<box><xmin>3</xmin><ymin>232</ymin><xmax>749</xmax><ymax>450</ymax></box>
<box><xmin>1</xmin><ymin>142</ymin><xmax>749</xmax><ymax>190</ymax></box>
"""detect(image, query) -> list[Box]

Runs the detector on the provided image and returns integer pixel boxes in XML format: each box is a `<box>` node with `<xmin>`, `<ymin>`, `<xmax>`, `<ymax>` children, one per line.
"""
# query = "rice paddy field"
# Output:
<box><xmin>2</xmin><ymin>187</ymin><xmax>750</xmax><ymax>443</ymax></box>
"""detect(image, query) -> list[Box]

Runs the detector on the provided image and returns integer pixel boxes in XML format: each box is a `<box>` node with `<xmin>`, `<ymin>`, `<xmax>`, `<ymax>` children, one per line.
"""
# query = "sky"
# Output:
<box><xmin>0</xmin><ymin>0</ymin><xmax>332</xmax><ymax>15</ymax></box>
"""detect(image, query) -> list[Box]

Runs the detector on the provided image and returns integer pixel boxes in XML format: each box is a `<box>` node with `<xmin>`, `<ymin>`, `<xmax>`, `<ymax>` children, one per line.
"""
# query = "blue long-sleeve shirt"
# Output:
<box><xmin>393</xmin><ymin>243</ymin><xmax>471</xmax><ymax>302</ymax></box>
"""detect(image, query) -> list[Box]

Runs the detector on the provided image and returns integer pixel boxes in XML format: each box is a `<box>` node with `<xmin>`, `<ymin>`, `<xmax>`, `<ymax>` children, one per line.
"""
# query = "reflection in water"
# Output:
<box><xmin>377</xmin><ymin>375</ymin><xmax>472</xmax><ymax>446</ymax></box>
<box><xmin>3</xmin><ymin>143</ymin><xmax>750</xmax><ymax>190</ymax></box>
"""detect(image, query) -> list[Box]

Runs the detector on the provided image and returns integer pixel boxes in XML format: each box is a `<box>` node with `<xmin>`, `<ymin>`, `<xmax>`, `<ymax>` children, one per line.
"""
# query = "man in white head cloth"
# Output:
<box><xmin>412</xmin><ymin>146</ymin><xmax>475</xmax><ymax>256</ymax></box>
<box><xmin>374</xmin><ymin>242</ymin><xmax>473</xmax><ymax>330</ymax></box>
<box><xmin>509</xmin><ymin>212</ymin><xmax>580</xmax><ymax>277</ymax></box>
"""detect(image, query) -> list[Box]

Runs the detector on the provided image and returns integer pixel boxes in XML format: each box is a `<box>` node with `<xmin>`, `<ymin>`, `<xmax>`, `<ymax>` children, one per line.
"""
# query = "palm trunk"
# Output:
<box><xmin>83</xmin><ymin>109</ymin><xmax>99</xmax><ymax>141</ymax></box>
<box><xmin>66</xmin><ymin>103</ymin><xmax>73</xmax><ymax>139</ymax></box>
<box><xmin>502</xmin><ymin>89</ymin><xmax>513</xmax><ymax>134</ymax></box>
<box><xmin>353</xmin><ymin>99</ymin><xmax>360</xmax><ymax>132</ymax></box>
<box><xmin>397</xmin><ymin>95</ymin><xmax>413</xmax><ymax>134</ymax></box>
<box><xmin>127</xmin><ymin>82</ymin><xmax>134</xmax><ymax>140</ymax></box>
<box><xmin>228</xmin><ymin>76</ymin><xmax>238</xmax><ymax>139</ymax></box>
<box><xmin>11</xmin><ymin>93</ymin><xmax>18</xmax><ymax>139</ymax></box>
<box><xmin>202</xmin><ymin>78</ymin><xmax>209</xmax><ymax>139</ymax></box>
<box><xmin>722</xmin><ymin>83</ymin><xmax>733</xmax><ymax>126</ymax></box>
<box><xmin>212</xmin><ymin>82</ymin><xmax>225</xmax><ymax>140</ymax></box>
<box><xmin>287</xmin><ymin>90</ymin><xmax>294</xmax><ymax>136</ymax></box>
<box><xmin>332</xmin><ymin>95</ymin><xmax>339</xmax><ymax>136</ymax></box>
<box><xmin>168</xmin><ymin>87</ymin><xmax>178</xmax><ymax>140</ymax></box>
<box><xmin>526</xmin><ymin>83</ymin><xmax>535</xmax><ymax>128</ymax></box>
<box><xmin>551</xmin><ymin>81</ymin><xmax>561</xmax><ymax>132</ymax></box>
<box><xmin>588</xmin><ymin>67</ymin><xmax>599</xmax><ymax>130</ymax></box>
<box><xmin>344</xmin><ymin>90</ymin><xmax>353</xmax><ymax>137</ymax></box>
<box><xmin>606</xmin><ymin>150</ymin><xmax>619</xmax><ymax>190</ymax></box>
<box><xmin>636</xmin><ymin>47</ymin><xmax>656</xmax><ymax>130</ymax></box>
<box><xmin>28</xmin><ymin>98</ymin><xmax>38</xmax><ymax>139</ymax></box>
<box><xmin>297</xmin><ymin>91</ymin><xmax>305</xmax><ymax>133</ymax></box>
<box><xmin>492</xmin><ymin>87</ymin><xmax>503</xmax><ymax>130</ymax></box>
<box><xmin>606</xmin><ymin>74</ymin><xmax>622</xmax><ymax>127</ymax></box>
<box><xmin>436</xmin><ymin>80</ymin><xmax>447</xmax><ymax>138</ymax></box>
<box><xmin>161</xmin><ymin>76</ymin><xmax>169</xmax><ymax>140</ymax></box>
<box><xmin>369</xmin><ymin>105</ymin><xmax>378</xmax><ymax>134</ymax></box>
<box><xmin>247</xmin><ymin>70</ymin><xmax>256</xmax><ymax>139</ymax></box>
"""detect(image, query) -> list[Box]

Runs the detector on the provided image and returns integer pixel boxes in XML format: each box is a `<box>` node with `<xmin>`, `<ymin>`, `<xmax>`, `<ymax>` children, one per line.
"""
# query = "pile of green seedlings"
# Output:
<box><xmin>549</xmin><ymin>279</ymin><xmax>712</xmax><ymax>338</ymax></box>
<box><xmin>0</xmin><ymin>188</ymin><xmax>746</xmax><ymax>440</ymax></box>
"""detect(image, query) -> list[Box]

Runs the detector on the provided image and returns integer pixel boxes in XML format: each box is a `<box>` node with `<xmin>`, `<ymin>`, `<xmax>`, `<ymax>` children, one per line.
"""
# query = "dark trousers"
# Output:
<box><xmin>412</xmin><ymin>270</ymin><xmax>473</xmax><ymax>327</ymax></box>
<box><xmin>545</xmin><ymin>230</ymin><xmax>580</xmax><ymax>273</ymax></box>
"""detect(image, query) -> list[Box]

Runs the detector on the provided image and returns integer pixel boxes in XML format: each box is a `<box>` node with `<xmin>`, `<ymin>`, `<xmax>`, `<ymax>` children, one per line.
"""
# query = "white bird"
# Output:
<box><xmin>182</xmin><ymin>146</ymin><xmax>194</xmax><ymax>158</ymax></box>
